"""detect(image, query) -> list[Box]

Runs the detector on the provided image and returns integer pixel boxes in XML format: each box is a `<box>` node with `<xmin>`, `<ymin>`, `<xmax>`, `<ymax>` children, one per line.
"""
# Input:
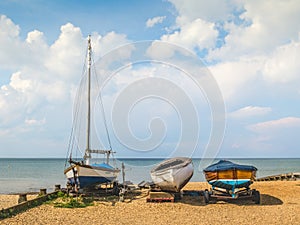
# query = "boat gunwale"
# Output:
<box><xmin>150</xmin><ymin>157</ymin><xmax>193</xmax><ymax>173</ymax></box>
<box><xmin>64</xmin><ymin>164</ymin><xmax>120</xmax><ymax>175</ymax></box>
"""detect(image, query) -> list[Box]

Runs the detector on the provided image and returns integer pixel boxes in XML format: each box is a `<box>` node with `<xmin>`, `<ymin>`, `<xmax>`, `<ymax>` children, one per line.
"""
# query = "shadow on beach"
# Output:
<box><xmin>222</xmin><ymin>194</ymin><xmax>283</xmax><ymax>206</ymax></box>
<box><xmin>178</xmin><ymin>194</ymin><xmax>283</xmax><ymax>206</ymax></box>
<box><xmin>260</xmin><ymin>194</ymin><xmax>283</xmax><ymax>205</ymax></box>
<box><xmin>179</xmin><ymin>196</ymin><xmax>207</xmax><ymax>206</ymax></box>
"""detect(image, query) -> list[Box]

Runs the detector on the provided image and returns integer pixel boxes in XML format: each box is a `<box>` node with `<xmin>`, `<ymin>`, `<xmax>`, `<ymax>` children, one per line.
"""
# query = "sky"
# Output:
<box><xmin>0</xmin><ymin>0</ymin><xmax>300</xmax><ymax>158</ymax></box>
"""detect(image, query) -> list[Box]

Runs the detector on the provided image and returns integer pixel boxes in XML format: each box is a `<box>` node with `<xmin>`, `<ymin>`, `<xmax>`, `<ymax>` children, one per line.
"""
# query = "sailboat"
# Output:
<box><xmin>64</xmin><ymin>36</ymin><xmax>120</xmax><ymax>190</ymax></box>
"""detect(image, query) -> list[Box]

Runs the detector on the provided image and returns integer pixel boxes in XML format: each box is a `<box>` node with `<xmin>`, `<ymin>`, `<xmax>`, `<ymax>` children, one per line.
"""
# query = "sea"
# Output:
<box><xmin>0</xmin><ymin>158</ymin><xmax>299</xmax><ymax>194</ymax></box>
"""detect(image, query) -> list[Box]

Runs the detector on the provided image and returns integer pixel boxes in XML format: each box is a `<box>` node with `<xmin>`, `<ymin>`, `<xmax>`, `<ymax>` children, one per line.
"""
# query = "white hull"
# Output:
<box><xmin>151</xmin><ymin>158</ymin><xmax>194</xmax><ymax>192</ymax></box>
<box><xmin>64</xmin><ymin>164</ymin><xmax>120</xmax><ymax>189</ymax></box>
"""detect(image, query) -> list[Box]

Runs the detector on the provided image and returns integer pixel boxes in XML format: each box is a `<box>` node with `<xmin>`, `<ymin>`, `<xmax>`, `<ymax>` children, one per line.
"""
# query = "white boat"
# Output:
<box><xmin>150</xmin><ymin>157</ymin><xmax>194</xmax><ymax>192</ymax></box>
<box><xmin>64</xmin><ymin>36</ymin><xmax>120</xmax><ymax>190</ymax></box>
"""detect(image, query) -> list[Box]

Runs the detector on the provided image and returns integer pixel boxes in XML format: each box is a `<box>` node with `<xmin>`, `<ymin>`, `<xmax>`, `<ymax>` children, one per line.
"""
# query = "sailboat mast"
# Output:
<box><xmin>85</xmin><ymin>35</ymin><xmax>92</xmax><ymax>163</ymax></box>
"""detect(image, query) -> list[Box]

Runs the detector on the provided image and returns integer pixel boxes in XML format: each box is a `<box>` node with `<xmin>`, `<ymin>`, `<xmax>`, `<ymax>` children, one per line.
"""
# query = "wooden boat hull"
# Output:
<box><xmin>203</xmin><ymin>160</ymin><xmax>257</xmax><ymax>191</ymax></box>
<box><xmin>151</xmin><ymin>157</ymin><xmax>194</xmax><ymax>192</ymax></box>
<box><xmin>64</xmin><ymin>163</ymin><xmax>120</xmax><ymax>189</ymax></box>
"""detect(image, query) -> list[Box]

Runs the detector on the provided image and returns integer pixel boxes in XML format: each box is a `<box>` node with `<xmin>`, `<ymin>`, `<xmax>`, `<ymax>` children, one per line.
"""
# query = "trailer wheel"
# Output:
<box><xmin>112</xmin><ymin>182</ymin><xmax>120</xmax><ymax>196</ymax></box>
<box><xmin>252</xmin><ymin>190</ymin><xmax>260</xmax><ymax>204</ymax></box>
<box><xmin>203</xmin><ymin>189</ymin><xmax>210</xmax><ymax>204</ymax></box>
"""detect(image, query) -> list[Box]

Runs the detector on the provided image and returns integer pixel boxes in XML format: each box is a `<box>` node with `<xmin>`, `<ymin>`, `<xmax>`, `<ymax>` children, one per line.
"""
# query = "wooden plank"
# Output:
<box><xmin>149</xmin><ymin>191</ymin><xmax>174</xmax><ymax>199</ymax></box>
<box><xmin>147</xmin><ymin>191</ymin><xmax>175</xmax><ymax>203</ymax></box>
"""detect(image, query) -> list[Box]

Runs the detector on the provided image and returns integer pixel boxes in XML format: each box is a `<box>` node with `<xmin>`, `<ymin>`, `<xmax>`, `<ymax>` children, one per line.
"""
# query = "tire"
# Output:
<box><xmin>203</xmin><ymin>189</ymin><xmax>210</xmax><ymax>204</ymax></box>
<box><xmin>252</xmin><ymin>190</ymin><xmax>260</xmax><ymax>204</ymax></box>
<box><xmin>112</xmin><ymin>182</ymin><xmax>120</xmax><ymax>196</ymax></box>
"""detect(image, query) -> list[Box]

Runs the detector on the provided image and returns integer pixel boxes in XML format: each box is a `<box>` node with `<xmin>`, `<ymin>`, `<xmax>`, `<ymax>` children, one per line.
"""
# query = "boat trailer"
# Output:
<box><xmin>203</xmin><ymin>186</ymin><xmax>260</xmax><ymax>204</ymax></box>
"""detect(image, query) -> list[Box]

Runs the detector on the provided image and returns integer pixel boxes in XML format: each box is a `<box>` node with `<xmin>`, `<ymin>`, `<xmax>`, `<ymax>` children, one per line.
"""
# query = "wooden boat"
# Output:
<box><xmin>203</xmin><ymin>160</ymin><xmax>257</xmax><ymax>192</ymax></box>
<box><xmin>64</xmin><ymin>36</ymin><xmax>120</xmax><ymax>190</ymax></box>
<box><xmin>150</xmin><ymin>157</ymin><xmax>194</xmax><ymax>192</ymax></box>
<box><xmin>203</xmin><ymin>160</ymin><xmax>260</xmax><ymax>203</ymax></box>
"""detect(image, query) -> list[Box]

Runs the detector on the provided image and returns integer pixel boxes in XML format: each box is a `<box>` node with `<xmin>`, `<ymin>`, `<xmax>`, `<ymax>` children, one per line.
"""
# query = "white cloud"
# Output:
<box><xmin>45</xmin><ymin>23</ymin><xmax>84</xmax><ymax>79</ymax></box>
<box><xmin>0</xmin><ymin>16</ymin><xmax>23</xmax><ymax>69</ymax></box>
<box><xmin>229</xmin><ymin>106</ymin><xmax>272</xmax><ymax>119</ymax></box>
<box><xmin>243</xmin><ymin>117</ymin><xmax>300</xmax><ymax>155</ymax></box>
<box><xmin>248</xmin><ymin>117</ymin><xmax>300</xmax><ymax>133</ymax></box>
<box><xmin>91</xmin><ymin>31</ymin><xmax>129</xmax><ymax>58</ymax></box>
<box><xmin>0</xmin><ymin>15</ymin><xmax>19</xmax><ymax>37</ymax></box>
<box><xmin>242</xmin><ymin>0</ymin><xmax>300</xmax><ymax>45</ymax></box>
<box><xmin>25</xmin><ymin>118</ymin><xmax>46</xmax><ymax>126</ymax></box>
<box><xmin>10</xmin><ymin>72</ymin><xmax>33</xmax><ymax>93</ymax></box>
<box><xmin>219</xmin><ymin>116</ymin><xmax>300</xmax><ymax>157</ymax></box>
<box><xmin>161</xmin><ymin>18</ymin><xmax>218</xmax><ymax>51</ymax></box>
<box><xmin>208</xmin><ymin>0</ymin><xmax>300</xmax><ymax>61</ymax></box>
<box><xmin>209</xmin><ymin>58</ymin><xmax>263</xmax><ymax>101</ymax></box>
<box><xmin>263</xmin><ymin>35</ymin><xmax>300</xmax><ymax>83</ymax></box>
<box><xmin>146</xmin><ymin>16</ymin><xmax>166</xmax><ymax>28</ymax></box>
<box><xmin>164</xmin><ymin>0</ymin><xmax>235</xmax><ymax>53</ymax></box>
<box><xmin>0</xmin><ymin>15</ymin><xmax>131</xmax><ymax>156</ymax></box>
<box><xmin>146</xmin><ymin>41</ymin><xmax>177</xmax><ymax>59</ymax></box>
<box><xmin>26</xmin><ymin>30</ymin><xmax>46</xmax><ymax>45</ymax></box>
<box><xmin>164</xmin><ymin>0</ymin><xmax>300</xmax><ymax>107</ymax></box>
<box><xmin>209</xmin><ymin>39</ymin><xmax>300</xmax><ymax>104</ymax></box>
<box><xmin>0</xmin><ymin>84</ymin><xmax>26</xmax><ymax>126</ymax></box>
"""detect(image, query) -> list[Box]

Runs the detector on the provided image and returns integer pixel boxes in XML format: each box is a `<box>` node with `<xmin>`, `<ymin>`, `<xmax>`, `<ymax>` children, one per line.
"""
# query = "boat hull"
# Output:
<box><xmin>207</xmin><ymin>178</ymin><xmax>253</xmax><ymax>190</ymax></box>
<box><xmin>203</xmin><ymin>160</ymin><xmax>257</xmax><ymax>190</ymax></box>
<box><xmin>64</xmin><ymin>164</ymin><xmax>120</xmax><ymax>189</ymax></box>
<box><xmin>151</xmin><ymin>158</ymin><xmax>194</xmax><ymax>192</ymax></box>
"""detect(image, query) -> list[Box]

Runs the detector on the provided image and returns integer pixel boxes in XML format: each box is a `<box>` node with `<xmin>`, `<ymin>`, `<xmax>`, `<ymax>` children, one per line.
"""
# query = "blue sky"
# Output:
<box><xmin>0</xmin><ymin>0</ymin><xmax>175</xmax><ymax>42</ymax></box>
<box><xmin>0</xmin><ymin>0</ymin><xmax>300</xmax><ymax>158</ymax></box>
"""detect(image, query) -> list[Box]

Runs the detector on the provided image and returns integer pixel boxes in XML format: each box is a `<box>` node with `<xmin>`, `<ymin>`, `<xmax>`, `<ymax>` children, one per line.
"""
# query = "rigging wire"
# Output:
<box><xmin>65</xmin><ymin>44</ymin><xmax>89</xmax><ymax>167</ymax></box>
<box><xmin>92</xmin><ymin>50</ymin><xmax>118</xmax><ymax>168</ymax></box>
<box><xmin>66</xmin><ymin>37</ymin><xmax>118</xmax><ymax>168</ymax></box>
<box><xmin>92</xmin><ymin>53</ymin><xmax>113</xmax><ymax>151</ymax></box>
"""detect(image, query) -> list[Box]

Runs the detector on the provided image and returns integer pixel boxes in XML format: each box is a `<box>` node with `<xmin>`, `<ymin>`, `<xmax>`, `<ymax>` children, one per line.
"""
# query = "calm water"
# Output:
<box><xmin>0</xmin><ymin>158</ymin><xmax>299</xmax><ymax>194</ymax></box>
